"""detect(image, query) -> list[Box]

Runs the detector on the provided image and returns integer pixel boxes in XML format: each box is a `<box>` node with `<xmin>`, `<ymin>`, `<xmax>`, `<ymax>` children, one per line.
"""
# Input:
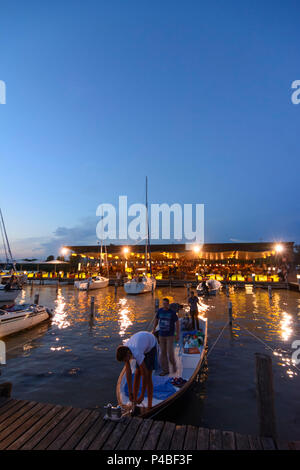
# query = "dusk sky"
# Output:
<box><xmin>1</xmin><ymin>0</ymin><xmax>299</xmax><ymax>259</ymax></box>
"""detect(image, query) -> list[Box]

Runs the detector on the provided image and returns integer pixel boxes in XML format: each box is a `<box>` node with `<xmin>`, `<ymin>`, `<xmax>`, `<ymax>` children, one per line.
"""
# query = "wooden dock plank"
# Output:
<box><xmin>156</xmin><ymin>421</ymin><xmax>176</xmax><ymax>450</ymax></box>
<box><xmin>75</xmin><ymin>415</ymin><xmax>106</xmax><ymax>450</ymax></box>
<box><xmin>88</xmin><ymin>420</ymin><xmax>117</xmax><ymax>450</ymax></box>
<box><xmin>235</xmin><ymin>433</ymin><xmax>250</xmax><ymax>450</ymax></box>
<box><xmin>116</xmin><ymin>417</ymin><xmax>143</xmax><ymax>450</ymax></box>
<box><xmin>0</xmin><ymin>399</ymin><xmax>20</xmax><ymax>418</ymax></box>
<box><xmin>21</xmin><ymin>406</ymin><xmax>73</xmax><ymax>450</ymax></box>
<box><xmin>209</xmin><ymin>429</ymin><xmax>222</xmax><ymax>450</ymax></box>
<box><xmin>0</xmin><ymin>396</ymin><xmax>294</xmax><ymax>451</ymax></box>
<box><xmin>170</xmin><ymin>425</ymin><xmax>187</xmax><ymax>450</ymax></box>
<box><xmin>197</xmin><ymin>427</ymin><xmax>209</xmax><ymax>450</ymax></box>
<box><xmin>61</xmin><ymin>410</ymin><xmax>100</xmax><ymax>450</ymax></box>
<box><xmin>222</xmin><ymin>430</ymin><xmax>236</xmax><ymax>450</ymax></box>
<box><xmin>248</xmin><ymin>434</ymin><xmax>263</xmax><ymax>450</ymax></box>
<box><xmin>142</xmin><ymin>420</ymin><xmax>164</xmax><ymax>450</ymax></box>
<box><xmin>0</xmin><ymin>400</ymin><xmax>30</xmax><ymax>425</ymax></box>
<box><xmin>129</xmin><ymin>419</ymin><xmax>153</xmax><ymax>450</ymax></box>
<box><xmin>6</xmin><ymin>404</ymin><xmax>62</xmax><ymax>450</ymax></box>
<box><xmin>0</xmin><ymin>401</ymin><xmax>38</xmax><ymax>437</ymax></box>
<box><xmin>183</xmin><ymin>425</ymin><xmax>198</xmax><ymax>450</ymax></box>
<box><xmin>35</xmin><ymin>407</ymin><xmax>83</xmax><ymax>450</ymax></box>
<box><xmin>0</xmin><ymin>398</ymin><xmax>13</xmax><ymax>411</ymax></box>
<box><xmin>102</xmin><ymin>417</ymin><xmax>131</xmax><ymax>450</ymax></box>
<box><xmin>0</xmin><ymin>403</ymin><xmax>53</xmax><ymax>449</ymax></box>
<box><xmin>47</xmin><ymin>409</ymin><xmax>92</xmax><ymax>450</ymax></box>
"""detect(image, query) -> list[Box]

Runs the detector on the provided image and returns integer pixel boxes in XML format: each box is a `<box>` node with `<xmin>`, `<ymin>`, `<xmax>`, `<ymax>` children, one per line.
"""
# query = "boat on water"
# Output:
<box><xmin>74</xmin><ymin>275</ymin><xmax>109</xmax><ymax>291</ymax></box>
<box><xmin>0</xmin><ymin>285</ymin><xmax>21</xmax><ymax>304</ymax></box>
<box><xmin>197</xmin><ymin>279</ymin><xmax>222</xmax><ymax>296</ymax></box>
<box><xmin>116</xmin><ymin>316</ymin><xmax>207</xmax><ymax>418</ymax></box>
<box><xmin>124</xmin><ymin>177</ymin><xmax>156</xmax><ymax>295</ymax></box>
<box><xmin>0</xmin><ymin>303</ymin><xmax>52</xmax><ymax>338</ymax></box>
<box><xmin>124</xmin><ymin>275</ymin><xmax>156</xmax><ymax>295</ymax></box>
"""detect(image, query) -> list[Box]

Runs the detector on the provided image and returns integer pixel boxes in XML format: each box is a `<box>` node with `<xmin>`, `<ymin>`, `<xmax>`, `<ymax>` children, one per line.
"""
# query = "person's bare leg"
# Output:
<box><xmin>159</xmin><ymin>337</ymin><xmax>169</xmax><ymax>374</ymax></box>
<box><xmin>146</xmin><ymin>369</ymin><xmax>153</xmax><ymax>409</ymax></box>
<box><xmin>133</xmin><ymin>367</ymin><xmax>141</xmax><ymax>401</ymax></box>
<box><xmin>167</xmin><ymin>336</ymin><xmax>177</xmax><ymax>372</ymax></box>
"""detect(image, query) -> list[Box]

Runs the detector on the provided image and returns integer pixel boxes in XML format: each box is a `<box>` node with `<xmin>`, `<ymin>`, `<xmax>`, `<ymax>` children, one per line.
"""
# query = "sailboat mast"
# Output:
<box><xmin>145</xmin><ymin>177</ymin><xmax>152</xmax><ymax>275</ymax></box>
<box><xmin>0</xmin><ymin>208</ymin><xmax>14</xmax><ymax>266</ymax></box>
<box><xmin>145</xmin><ymin>177</ymin><xmax>148</xmax><ymax>270</ymax></box>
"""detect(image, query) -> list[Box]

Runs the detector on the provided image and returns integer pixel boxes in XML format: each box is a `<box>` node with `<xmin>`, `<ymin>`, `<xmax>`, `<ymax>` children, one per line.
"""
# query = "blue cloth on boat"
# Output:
<box><xmin>123</xmin><ymin>374</ymin><xmax>176</xmax><ymax>400</ymax></box>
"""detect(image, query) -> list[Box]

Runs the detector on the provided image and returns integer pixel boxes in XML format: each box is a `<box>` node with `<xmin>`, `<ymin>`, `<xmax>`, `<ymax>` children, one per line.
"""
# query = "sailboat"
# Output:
<box><xmin>74</xmin><ymin>238</ymin><xmax>109</xmax><ymax>291</ymax></box>
<box><xmin>0</xmin><ymin>208</ymin><xmax>23</xmax><ymax>304</ymax></box>
<box><xmin>124</xmin><ymin>177</ymin><xmax>156</xmax><ymax>295</ymax></box>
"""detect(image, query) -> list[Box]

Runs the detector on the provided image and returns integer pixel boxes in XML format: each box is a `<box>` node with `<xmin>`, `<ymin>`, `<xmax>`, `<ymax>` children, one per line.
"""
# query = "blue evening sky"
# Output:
<box><xmin>0</xmin><ymin>0</ymin><xmax>299</xmax><ymax>257</ymax></box>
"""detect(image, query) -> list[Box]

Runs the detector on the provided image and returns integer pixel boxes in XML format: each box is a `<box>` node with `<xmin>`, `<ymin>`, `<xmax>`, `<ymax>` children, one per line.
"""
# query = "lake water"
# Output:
<box><xmin>1</xmin><ymin>284</ymin><xmax>300</xmax><ymax>440</ymax></box>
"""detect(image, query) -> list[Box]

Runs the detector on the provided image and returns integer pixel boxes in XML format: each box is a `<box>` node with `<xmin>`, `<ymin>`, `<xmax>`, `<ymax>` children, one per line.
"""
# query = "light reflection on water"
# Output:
<box><xmin>1</xmin><ymin>285</ymin><xmax>300</xmax><ymax>439</ymax></box>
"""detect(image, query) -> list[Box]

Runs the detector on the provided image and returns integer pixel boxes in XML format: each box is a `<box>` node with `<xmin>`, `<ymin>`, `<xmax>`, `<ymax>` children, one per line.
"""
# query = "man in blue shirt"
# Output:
<box><xmin>152</xmin><ymin>298</ymin><xmax>180</xmax><ymax>376</ymax></box>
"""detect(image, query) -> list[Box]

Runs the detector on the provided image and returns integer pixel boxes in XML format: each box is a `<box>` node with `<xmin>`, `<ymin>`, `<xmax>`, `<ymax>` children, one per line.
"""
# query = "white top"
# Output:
<box><xmin>124</xmin><ymin>331</ymin><xmax>157</xmax><ymax>366</ymax></box>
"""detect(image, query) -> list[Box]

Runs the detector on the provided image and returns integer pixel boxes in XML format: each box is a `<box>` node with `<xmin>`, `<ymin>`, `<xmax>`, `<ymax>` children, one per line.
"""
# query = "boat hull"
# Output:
<box><xmin>124</xmin><ymin>278</ymin><xmax>156</xmax><ymax>295</ymax></box>
<box><xmin>0</xmin><ymin>288</ymin><xmax>21</xmax><ymax>304</ymax></box>
<box><xmin>74</xmin><ymin>278</ymin><xmax>109</xmax><ymax>291</ymax></box>
<box><xmin>116</xmin><ymin>317</ymin><xmax>207</xmax><ymax>418</ymax></box>
<box><xmin>0</xmin><ymin>306</ymin><xmax>50</xmax><ymax>338</ymax></box>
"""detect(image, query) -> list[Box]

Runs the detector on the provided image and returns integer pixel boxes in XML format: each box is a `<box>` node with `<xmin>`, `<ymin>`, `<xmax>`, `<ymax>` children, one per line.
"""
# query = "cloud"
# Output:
<box><xmin>0</xmin><ymin>217</ymin><xmax>98</xmax><ymax>260</ymax></box>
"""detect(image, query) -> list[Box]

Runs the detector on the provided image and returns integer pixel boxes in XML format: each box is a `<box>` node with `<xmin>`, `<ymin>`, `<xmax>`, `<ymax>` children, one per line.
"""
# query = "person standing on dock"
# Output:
<box><xmin>188</xmin><ymin>291</ymin><xmax>200</xmax><ymax>330</ymax></box>
<box><xmin>152</xmin><ymin>298</ymin><xmax>180</xmax><ymax>376</ymax></box>
<box><xmin>116</xmin><ymin>331</ymin><xmax>157</xmax><ymax>411</ymax></box>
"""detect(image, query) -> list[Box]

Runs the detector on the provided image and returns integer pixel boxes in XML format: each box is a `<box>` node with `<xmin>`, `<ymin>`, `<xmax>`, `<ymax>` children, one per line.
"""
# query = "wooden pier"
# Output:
<box><xmin>0</xmin><ymin>397</ymin><xmax>298</xmax><ymax>450</ymax></box>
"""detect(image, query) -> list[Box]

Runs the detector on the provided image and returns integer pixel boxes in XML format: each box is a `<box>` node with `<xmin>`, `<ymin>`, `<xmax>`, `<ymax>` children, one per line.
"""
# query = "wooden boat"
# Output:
<box><xmin>74</xmin><ymin>275</ymin><xmax>109</xmax><ymax>291</ymax></box>
<box><xmin>116</xmin><ymin>316</ymin><xmax>207</xmax><ymax>418</ymax></box>
<box><xmin>0</xmin><ymin>304</ymin><xmax>52</xmax><ymax>338</ymax></box>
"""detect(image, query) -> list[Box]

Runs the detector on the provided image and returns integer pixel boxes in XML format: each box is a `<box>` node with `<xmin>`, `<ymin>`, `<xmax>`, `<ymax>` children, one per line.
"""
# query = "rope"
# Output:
<box><xmin>235</xmin><ymin>320</ymin><xmax>300</xmax><ymax>374</ymax></box>
<box><xmin>207</xmin><ymin>320</ymin><xmax>230</xmax><ymax>358</ymax></box>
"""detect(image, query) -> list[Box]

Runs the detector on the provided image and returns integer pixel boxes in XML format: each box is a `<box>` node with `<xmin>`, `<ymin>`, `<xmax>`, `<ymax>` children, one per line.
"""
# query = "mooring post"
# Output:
<box><xmin>0</xmin><ymin>382</ymin><xmax>12</xmax><ymax>398</ymax></box>
<box><xmin>268</xmin><ymin>285</ymin><xmax>272</xmax><ymax>300</ymax></box>
<box><xmin>90</xmin><ymin>296</ymin><xmax>95</xmax><ymax>316</ymax></box>
<box><xmin>228</xmin><ymin>300</ymin><xmax>233</xmax><ymax>325</ymax></box>
<box><xmin>155</xmin><ymin>298</ymin><xmax>160</xmax><ymax>314</ymax></box>
<box><xmin>255</xmin><ymin>353</ymin><xmax>277</xmax><ymax>439</ymax></box>
<box><xmin>114</xmin><ymin>281</ymin><xmax>118</xmax><ymax>296</ymax></box>
<box><xmin>186</xmin><ymin>283</ymin><xmax>191</xmax><ymax>299</ymax></box>
<box><xmin>226</xmin><ymin>284</ymin><xmax>229</xmax><ymax>297</ymax></box>
<box><xmin>34</xmin><ymin>293</ymin><xmax>39</xmax><ymax>305</ymax></box>
<box><xmin>252</xmin><ymin>273</ymin><xmax>256</xmax><ymax>288</ymax></box>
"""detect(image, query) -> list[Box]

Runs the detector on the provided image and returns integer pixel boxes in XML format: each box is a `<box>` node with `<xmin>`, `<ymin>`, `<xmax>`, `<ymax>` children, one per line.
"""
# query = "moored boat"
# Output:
<box><xmin>116</xmin><ymin>315</ymin><xmax>207</xmax><ymax>418</ymax></box>
<box><xmin>124</xmin><ymin>276</ymin><xmax>156</xmax><ymax>295</ymax></box>
<box><xmin>0</xmin><ymin>304</ymin><xmax>52</xmax><ymax>338</ymax></box>
<box><xmin>0</xmin><ymin>285</ymin><xmax>21</xmax><ymax>304</ymax></box>
<box><xmin>197</xmin><ymin>279</ymin><xmax>222</xmax><ymax>296</ymax></box>
<box><xmin>74</xmin><ymin>275</ymin><xmax>109</xmax><ymax>291</ymax></box>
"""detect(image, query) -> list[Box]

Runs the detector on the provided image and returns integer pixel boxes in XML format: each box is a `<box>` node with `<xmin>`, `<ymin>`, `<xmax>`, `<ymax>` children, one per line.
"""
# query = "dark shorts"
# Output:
<box><xmin>136</xmin><ymin>346</ymin><xmax>157</xmax><ymax>371</ymax></box>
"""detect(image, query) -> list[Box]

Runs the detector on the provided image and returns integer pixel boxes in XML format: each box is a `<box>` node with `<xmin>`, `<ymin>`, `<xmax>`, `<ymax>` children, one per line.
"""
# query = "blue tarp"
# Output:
<box><xmin>123</xmin><ymin>374</ymin><xmax>176</xmax><ymax>400</ymax></box>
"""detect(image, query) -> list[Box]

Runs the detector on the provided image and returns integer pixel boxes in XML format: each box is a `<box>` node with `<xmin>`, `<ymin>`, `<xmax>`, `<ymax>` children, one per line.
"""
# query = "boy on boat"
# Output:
<box><xmin>188</xmin><ymin>291</ymin><xmax>200</xmax><ymax>329</ymax></box>
<box><xmin>116</xmin><ymin>331</ymin><xmax>157</xmax><ymax>410</ymax></box>
<box><xmin>152</xmin><ymin>298</ymin><xmax>180</xmax><ymax>376</ymax></box>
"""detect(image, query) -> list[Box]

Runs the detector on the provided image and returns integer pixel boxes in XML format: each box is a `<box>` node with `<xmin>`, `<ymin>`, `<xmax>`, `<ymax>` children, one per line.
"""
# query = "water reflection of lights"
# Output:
<box><xmin>280</xmin><ymin>312</ymin><xmax>293</xmax><ymax>341</ymax></box>
<box><xmin>52</xmin><ymin>290</ymin><xmax>70</xmax><ymax>329</ymax></box>
<box><xmin>273</xmin><ymin>350</ymin><xmax>298</xmax><ymax>378</ymax></box>
<box><xmin>118</xmin><ymin>298</ymin><xmax>132</xmax><ymax>337</ymax></box>
<box><xmin>20</xmin><ymin>289</ymin><xmax>26</xmax><ymax>304</ymax></box>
